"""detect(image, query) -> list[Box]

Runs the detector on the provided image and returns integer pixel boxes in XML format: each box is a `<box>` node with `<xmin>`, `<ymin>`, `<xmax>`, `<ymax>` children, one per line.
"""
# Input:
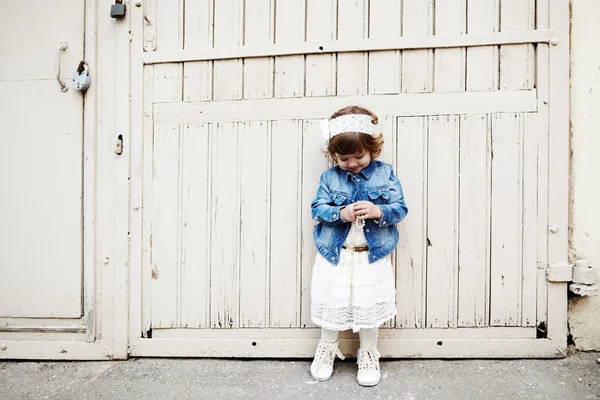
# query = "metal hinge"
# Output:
<box><xmin>546</xmin><ymin>262</ymin><xmax>573</xmax><ymax>282</ymax></box>
<box><xmin>547</xmin><ymin>260</ymin><xmax>598</xmax><ymax>296</ymax></box>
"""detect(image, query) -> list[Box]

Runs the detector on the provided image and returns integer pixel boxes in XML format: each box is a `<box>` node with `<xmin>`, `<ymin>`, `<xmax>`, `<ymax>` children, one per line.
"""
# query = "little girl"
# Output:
<box><xmin>310</xmin><ymin>106</ymin><xmax>408</xmax><ymax>386</ymax></box>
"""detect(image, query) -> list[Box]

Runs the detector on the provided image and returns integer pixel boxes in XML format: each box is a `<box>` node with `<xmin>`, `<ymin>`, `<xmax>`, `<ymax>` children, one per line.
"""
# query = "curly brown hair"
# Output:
<box><xmin>326</xmin><ymin>106</ymin><xmax>384</xmax><ymax>163</ymax></box>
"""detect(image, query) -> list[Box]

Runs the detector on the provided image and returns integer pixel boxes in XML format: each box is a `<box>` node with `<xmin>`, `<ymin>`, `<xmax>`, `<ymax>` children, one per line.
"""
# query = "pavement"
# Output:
<box><xmin>1</xmin><ymin>352</ymin><xmax>599</xmax><ymax>400</ymax></box>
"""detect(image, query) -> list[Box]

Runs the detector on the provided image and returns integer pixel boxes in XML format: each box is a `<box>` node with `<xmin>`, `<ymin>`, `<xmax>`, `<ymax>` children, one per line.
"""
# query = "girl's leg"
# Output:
<box><xmin>321</xmin><ymin>328</ymin><xmax>339</xmax><ymax>343</ymax></box>
<box><xmin>311</xmin><ymin>328</ymin><xmax>345</xmax><ymax>382</ymax></box>
<box><xmin>357</xmin><ymin>327</ymin><xmax>381</xmax><ymax>387</ymax></box>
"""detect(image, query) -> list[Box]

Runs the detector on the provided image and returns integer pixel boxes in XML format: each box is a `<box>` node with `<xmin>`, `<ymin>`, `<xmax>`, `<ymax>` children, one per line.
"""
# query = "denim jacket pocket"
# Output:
<box><xmin>330</xmin><ymin>191</ymin><xmax>350</xmax><ymax>205</ymax></box>
<box><xmin>367</xmin><ymin>187</ymin><xmax>390</xmax><ymax>204</ymax></box>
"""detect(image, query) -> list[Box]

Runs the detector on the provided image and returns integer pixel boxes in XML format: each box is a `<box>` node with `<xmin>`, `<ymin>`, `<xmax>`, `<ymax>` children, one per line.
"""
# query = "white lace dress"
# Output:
<box><xmin>311</xmin><ymin>222</ymin><xmax>396</xmax><ymax>332</ymax></box>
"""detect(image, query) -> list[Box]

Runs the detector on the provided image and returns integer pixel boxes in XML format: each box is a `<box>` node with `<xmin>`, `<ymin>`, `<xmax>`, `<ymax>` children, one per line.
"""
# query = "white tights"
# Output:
<box><xmin>321</xmin><ymin>327</ymin><xmax>379</xmax><ymax>348</ymax></box>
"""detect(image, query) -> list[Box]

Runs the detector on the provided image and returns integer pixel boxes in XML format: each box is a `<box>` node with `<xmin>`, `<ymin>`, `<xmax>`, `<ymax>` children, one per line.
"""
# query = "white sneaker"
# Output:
<box><xmin>310</xmin><ymin>340</ymin><xmax>345</xmax><ymax>382</ymax></box>
<box><xmin>356</xmin><ymin>347</ymin><xmax>381</xmax><ymax>386</ymax></box>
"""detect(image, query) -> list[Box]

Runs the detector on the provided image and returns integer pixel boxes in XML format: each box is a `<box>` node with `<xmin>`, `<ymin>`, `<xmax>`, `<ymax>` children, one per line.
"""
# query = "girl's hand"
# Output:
<box><xmin>352</xmin><ymin>201</ymin><xmax>382</xmax><ymax>221</ymax></box>
<box><xmin>340</xmin><ymin>204</ymin><xmax>356</xmax><ymax>222</ymax></box>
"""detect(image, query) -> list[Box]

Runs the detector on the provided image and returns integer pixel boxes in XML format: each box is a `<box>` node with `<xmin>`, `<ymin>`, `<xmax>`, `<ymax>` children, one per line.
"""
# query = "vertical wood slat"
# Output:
<box><xmin>300</xmin><ymin>120</ymin><xmax>329</xmax><ymax>328</ymax></box>
<box><xmin>466</xmin><ymin>0</ymin><xmax>499</xmax><ymax>91</ymax></box>
<box><xmin>179</xmin><ymin>124</ymin><xmax>211</xmax><ymax>328</ymax></box>
<box><xmin>213</xmin><ymin>0</ymin><xmax>243</xmax><ymax>100</ymax></box>
<box><xmin>243</xmin><ymin>0</ymin><xmax>275</xmax><ymax>99</ymax></box>
<box><xmin>546</xmin><ymin>0</ymin><xmax>569</xmax><ymax>346</ymax></box>
<box><xmin>270</xmin><ymin>120</ymin><xmax>302</xmax><ymax>327</ymax></box>
<box><xmin>535</xmin><ymin>0</ymin><xmax>550</xmax><ymax>331</ymax></box>
<box><xmin>151</xmin><ymin>125</ymin><xmax>181</xmax><ymax>328</ymax></box>
<box><xmin>142</xmin><ymin>65</ymin><xmax>154</xmax><ymax>335</ymax></box>
<box><xmin>521</xmin><ymin>113</ymin><xmax>538</xmax><ymax>327</ymax></box>
<box><xmin>210</xmin><ymin>122</ymin><xmax>240</xmax><ymax>328</ymax></box>
<box><xmin>274</xmin><ymin>0</ymin><xmax>305</xmax><ymax>98</ymax></box>
<box><xmin>396</xmin><ymin>117</ymin><xmax>427</xmax><ymax>328</ymax></box>
<box><xmin>490</xmin><ymin>113</ymin><xmax>523</xmax><ymax>326</ymax></box>
<box><xmin>183</xmin><ymin>0</ymin><xmax>214</xmax><ymax>101</ymax></box>
<box><xmin>401</xmin><ymin>0</ymin><xmax>434</xmax><ymax>93</ymax></box>
<box><xmin>380</xmin><ymin>117</ymin><xmax>396</xmax><ymax>328</ymax></box>
<box><xmin>368</xmin><ymin>1</ymin><xmax>401</xmax><ymax>94</ymax></box>
<box><xmin>434</xmin><ymin>0</ymin><xmax>466</xmax><ymax>92</ymax></box>
<box><xmin>156</xmin><ymin>0</ymin><xmax>183</xmax><ymax>50</ymax></box>
<box><xmin>239</xmin><ymin>121</ymin><xmax>271</xmax><ymax>327</ymax></box>
<box><xmin>426</xmin><ymin>116</ymin><xmax>459</xmax><ymax>328</ymax></box>
<box><xmin>458</xmin><ymin>114</ymin><xmax>491</xmax><ymax>327</ymax></box>
<box><xmin>337</xmin><ymin>0</ymin><xmax>368</xmax><ymax>96</ymax></box>
<box><xmin>500</xmin><ymin>0</ymin><xmax>536</xmax><ymax>89</ymax></box>
<box><xmin>305</xmin><ymin>0</ymin><xmax>337</xmax><ymax>96</ymax></box>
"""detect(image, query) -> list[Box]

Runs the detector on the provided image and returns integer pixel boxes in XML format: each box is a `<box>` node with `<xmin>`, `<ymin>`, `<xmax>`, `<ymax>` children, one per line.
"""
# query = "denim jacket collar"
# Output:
<box><xmin>337</xmin><ymin>160</ymin><xmax>377</xmax><ymax>181</ymax></box>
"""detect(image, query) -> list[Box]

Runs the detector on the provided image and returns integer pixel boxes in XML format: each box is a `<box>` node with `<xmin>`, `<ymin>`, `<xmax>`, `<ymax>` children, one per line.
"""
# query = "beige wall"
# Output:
<box><xmin>568</xmin><ymin>0</ymin><xmax>600</xmax><ymax>351</ymax></box>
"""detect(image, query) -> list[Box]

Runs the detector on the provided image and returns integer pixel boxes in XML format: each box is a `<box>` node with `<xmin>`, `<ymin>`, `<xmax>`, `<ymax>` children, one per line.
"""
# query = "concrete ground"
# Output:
<box><xmin>1</xmin><ymin>352</ymin><xmax>599</xmax><ymax>400</ymax></box>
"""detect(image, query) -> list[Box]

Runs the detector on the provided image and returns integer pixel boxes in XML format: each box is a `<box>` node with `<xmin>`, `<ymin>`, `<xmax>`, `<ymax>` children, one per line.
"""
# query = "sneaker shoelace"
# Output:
<box><xmin>357</xmin><ymin>348</ymin><xmax>381</xmax><ymax>371</ymax></box>
<box><xmin>313</xmin><ymin>341</ymin><xmax>345</xmax><ymax>370</ymax></box>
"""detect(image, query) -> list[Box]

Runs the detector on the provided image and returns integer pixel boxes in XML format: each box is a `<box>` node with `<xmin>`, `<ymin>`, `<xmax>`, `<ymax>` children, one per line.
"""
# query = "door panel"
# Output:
<box><xmin>0</xmin><ymin>1</ymin><xmax>84</xmax><ymax>318</ymax></box>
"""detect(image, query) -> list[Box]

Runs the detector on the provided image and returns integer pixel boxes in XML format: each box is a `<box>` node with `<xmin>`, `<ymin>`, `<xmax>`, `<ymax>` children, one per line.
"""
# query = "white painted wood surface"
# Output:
<box><xmin>127</xmin><ymin>0</ymin><xmax>570</xmax><ymax>359</ymax></box>
<box><xmin>0</xmin><ymin>2</ymin><xmax>84</xmax><ymax>319</ymax></box>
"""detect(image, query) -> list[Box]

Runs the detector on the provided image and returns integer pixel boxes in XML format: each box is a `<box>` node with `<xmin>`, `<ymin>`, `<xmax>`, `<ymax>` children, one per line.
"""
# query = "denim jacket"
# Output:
<box><xmin>311</xmin><ymin>160</ymin><xmax>408</xmax><ymax>265</ymax></box>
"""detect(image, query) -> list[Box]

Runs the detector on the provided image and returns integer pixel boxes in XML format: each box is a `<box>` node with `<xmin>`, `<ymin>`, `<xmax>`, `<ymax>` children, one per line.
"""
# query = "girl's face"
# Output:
<box><xmin>336</xmin><ymin>150</ymin><xmax>372</xmax><ymax>174</ymax></box>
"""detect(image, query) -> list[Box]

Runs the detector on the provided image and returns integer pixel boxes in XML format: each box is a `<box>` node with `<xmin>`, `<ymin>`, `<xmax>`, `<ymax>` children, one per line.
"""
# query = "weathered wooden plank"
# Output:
<box><xmin>426</xmin><ymin>116</ymin><xmax>459</xmax><ymax>328</ymax></box>
<box><xmin>273</xmin><ymin>0</ymin><xmax>305</xmax><ymax>98</ymax></box>
<box><xmin>151</xmin><ymin>125</ymin><xmax>181</xmax><ymax>328</ymax></box>
<box><xmin>521</xmin><ymin>113</ymin><xmax>538</xmax><ymax>327</ymax></box>
<box><xmin>183</xmin><ymin>0</ymin><xmax>213</xmax><ymax>101</ymax></box>
<box><xmin>500</xmin><ymin>0</ymin><xmax>535</xmax><ymax>89</ymax></box>
<box><xmin>380</xmin><ymin>116</ymin><xmax>396</xmax><ymax>329</ymax></box>
<box><xmin>490</xmin><ymin>113</ymin><xmax>522</xmax><ymax>326</ymax></box>
<box><xmin>270</xmin><ymin>120</ymin><xmax>303</xmax><ymax>327</ymax></box>
<box><xmin>305</xmin><ymin>0</ymin><xmax>337</xmax><ymax>96</ymax></box>
<box><xmin>369</xmin><ymin>1</ymin><xmax>401</xmax><ymax>94</ymax></box>
<box><xmin>396</xmin><ymin>117</ymin><xmax>427</xmax><ymax>328</ymax></box>
<box><xmin>243</xmin><ymin>0</ymin><xmax>274</xmax><ymax>99</ymax></box>
<box><xmin>210</xmin><ymin>122</ymin><xmax>240</xmax><ymax>328</ymax></box>
<box><xmin>213</xmin><ymin>0</ymin><xmax>243</xmax><ymax>100</ymax></box>
<box><xmin>401</xmin><ymin>0</ymin><xmax>433</xmax><ymax>93</ymax></box>
<box><xmin>154</xmin><ymin>63</ymin><xmax>183</xmax><ymax>103</ymax></box>
<box><xmin>142</xmin><ymin>66</ymin><xmax>154</xmax><ymax>335</ymax></box>
<box><xmin>337</xmin><ymin>0</ymin><xmax>368</xmax><ymax>96</ymax></box>
<box><xmin>156</xmin><ymin>0</ymin><xmax>183</xmax><ymax>50</ymax></box>
<box><xmin>535</xmin><ymin>0</ymin><xmax>550</xmax><ymax>332</ymax></box>
<box><xmin>434</xmin><ymin>0</ymin><xmax>466</xmax><ymax>92</ymax></box>
<box><xmin>150</xmin><ymin>326</ymin><xmax>535</xmax><ymax>340</ymax></box>
<box><xmin>239</xmin><ymin>121</ymin><xmax>270</xmax><ymax>327</ymax></box>
<box><xmin>458</xmin><ymin>114</ymin><xmax>491</xmax><ymax>327</ymax></box>
<box><xmin>154</xmin><ymin>91</ymin><xmax>538</xmax><ymax>123</ymax></box>
<box><xmin>143</xmin><ymin>30</ymin><xmax>555</xmax><ymax>64</ymax></box>
<box><xmin>466</xmin><ymin>0</ymin><xmax>499</xmax><ymax>91</ymax></box>
<box><xmin>130</xmin><ymin>336</ymin><xmax>563</xmax><ymax>359</ymax></box>
<box><xmin>546</xmin><ymin>0</ymin><xmax>569</xmax><ymax>346</ymax></box>
<box><xmin>180</xmin><ymin>123</ymin><xmax>211</xmax><ymax>328</ymax></box>
<box><xmin>301</xmin><ymin>120</ymin><xmax>329</xmax><ymax>328</ymax></box>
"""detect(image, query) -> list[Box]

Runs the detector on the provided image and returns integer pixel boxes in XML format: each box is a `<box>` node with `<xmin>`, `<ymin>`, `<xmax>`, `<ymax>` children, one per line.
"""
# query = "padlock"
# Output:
<box><xmin>110</xmin><ymin>0</ymin><xmax>126</xmax><ymax>19</ymax></box>
<box><xmin>73</xmin><ymin>61</ymin><xmax>91</xmax><ymax>92</ymax></box>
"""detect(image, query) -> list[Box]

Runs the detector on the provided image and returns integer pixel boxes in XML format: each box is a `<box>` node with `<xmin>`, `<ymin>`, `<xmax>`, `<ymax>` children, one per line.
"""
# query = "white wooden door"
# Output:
<box><xmin>129</xmin><ymin>0</ymin><xmax>569</xmax><ymax>358</ymax></box>
<box><xmin>0</xmin><ymin>1</ymin><xmax>89</xmax><ymax>353</ymax></box>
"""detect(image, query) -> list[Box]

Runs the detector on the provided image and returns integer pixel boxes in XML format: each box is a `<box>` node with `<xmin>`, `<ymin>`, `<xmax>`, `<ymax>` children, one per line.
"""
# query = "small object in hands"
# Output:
<box><xmin>356</xmin><ymin>215</ymin><xmax>366</xmax><ymax>228</ymax></box>
<box><xmin>110</xmin><ymin>0</ymin><xmax>126</xmax><ymax>18</ymax></box>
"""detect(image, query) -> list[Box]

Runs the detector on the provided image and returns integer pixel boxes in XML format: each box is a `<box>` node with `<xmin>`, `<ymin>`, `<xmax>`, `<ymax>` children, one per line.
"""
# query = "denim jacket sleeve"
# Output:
<box><xmin>376</xmin><ymin>165</ymin><xmax>408</xmax><ymax>227</ymax></box>
<box><xmin>311</xmin><ymin>172</ymin><xmax>348</xmax><ymax>225</ymax></box>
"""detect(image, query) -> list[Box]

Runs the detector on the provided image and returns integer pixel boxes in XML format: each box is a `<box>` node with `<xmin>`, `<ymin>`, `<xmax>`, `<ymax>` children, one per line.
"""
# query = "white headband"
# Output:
<box><xmin>320</xmin><ymin>114</ymin><xmax>374</xmax><ymax>144</ymax></box>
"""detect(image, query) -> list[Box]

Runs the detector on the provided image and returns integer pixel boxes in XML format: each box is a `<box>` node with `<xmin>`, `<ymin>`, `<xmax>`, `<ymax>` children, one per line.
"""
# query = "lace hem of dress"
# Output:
<box><xmin>311</xmin><ymin>301</ymin><xmax>397</xmax><ymax>333</ymax></box>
